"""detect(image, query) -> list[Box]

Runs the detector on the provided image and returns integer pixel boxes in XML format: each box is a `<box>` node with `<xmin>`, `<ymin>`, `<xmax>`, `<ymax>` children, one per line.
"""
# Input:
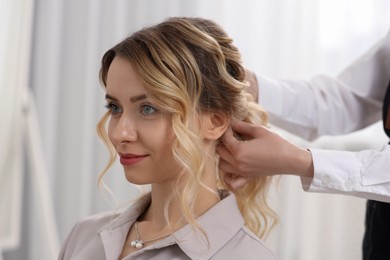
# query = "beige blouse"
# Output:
<box><xmin>58</xmin><ymin>192</ymin><xmax>278</xmax><ymax>260</ymax></box>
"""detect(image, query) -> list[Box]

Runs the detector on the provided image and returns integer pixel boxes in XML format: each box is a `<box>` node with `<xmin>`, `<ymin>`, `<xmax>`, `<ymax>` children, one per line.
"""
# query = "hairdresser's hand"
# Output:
<box><xmin>217</xmin><ymin>121</ymin><xmax>314</xmax><ymax>190</ymax></box>
<box><xmin>244</xmin><ymin>69</ymin><xmax>259</xmax><ymax>102</ymax></box>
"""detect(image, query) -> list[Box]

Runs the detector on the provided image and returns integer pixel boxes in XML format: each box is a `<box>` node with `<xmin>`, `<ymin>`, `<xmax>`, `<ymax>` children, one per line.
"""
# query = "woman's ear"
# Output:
<box><xmin>201</xmin><ymin>112</ymin><xmax>229</xmax><ymax>141</ymax></box>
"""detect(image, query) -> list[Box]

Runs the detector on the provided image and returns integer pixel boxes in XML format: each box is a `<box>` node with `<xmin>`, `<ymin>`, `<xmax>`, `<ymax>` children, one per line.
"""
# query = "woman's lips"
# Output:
<box><xmin>119</xmin><ymin>154</ymin><xmax>148</xmax><ymax>166</ymax></box>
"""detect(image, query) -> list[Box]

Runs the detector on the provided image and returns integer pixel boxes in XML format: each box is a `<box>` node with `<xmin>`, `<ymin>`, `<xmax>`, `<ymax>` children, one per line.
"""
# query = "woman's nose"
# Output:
<box><xmin>110</xmin><ymin>115</ymin><xmax>137</xmax><ymax>144</ymax></box>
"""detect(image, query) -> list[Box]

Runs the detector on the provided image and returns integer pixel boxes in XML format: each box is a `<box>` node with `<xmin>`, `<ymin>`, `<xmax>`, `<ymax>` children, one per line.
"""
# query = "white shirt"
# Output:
<box><xmin>58</xmin><ymin>192</ymin><xmax>278</xmax><ymax>260</ymax></box>
<box><xmin>258</xmin><ymin>30</ymin><xmax>390</xmax><ymax>202</ymax></box>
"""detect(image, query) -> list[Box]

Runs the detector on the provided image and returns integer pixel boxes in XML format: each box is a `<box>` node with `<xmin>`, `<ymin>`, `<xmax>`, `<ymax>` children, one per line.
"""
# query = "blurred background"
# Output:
<box><xmin>1</xmin><ymin>0</ymin><xmax>390</xmax><ymax>259</ymax></box>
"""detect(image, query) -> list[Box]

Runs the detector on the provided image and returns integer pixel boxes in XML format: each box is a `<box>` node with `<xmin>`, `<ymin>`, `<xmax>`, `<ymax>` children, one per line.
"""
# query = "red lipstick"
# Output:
<box><xmin>119</xmin><ymin>154</ymin><xmax>148</xmax><ymax>166</ymax></box>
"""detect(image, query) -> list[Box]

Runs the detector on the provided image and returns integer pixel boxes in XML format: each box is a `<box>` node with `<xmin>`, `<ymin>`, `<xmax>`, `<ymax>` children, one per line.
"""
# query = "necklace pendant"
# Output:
<box><xmin>135</xmin><ymin>240</ymin><xmax>144</xmax><ymax>249</ymax></box>
<box><xmin>130</xmin><ymin>240</ymin><xmax>137</xmax><ymax>247</ymax></box>
<box><xmin>130</xmin><ymin>239</ymin><xmax>144</xmax><ymax>249</ymax></box>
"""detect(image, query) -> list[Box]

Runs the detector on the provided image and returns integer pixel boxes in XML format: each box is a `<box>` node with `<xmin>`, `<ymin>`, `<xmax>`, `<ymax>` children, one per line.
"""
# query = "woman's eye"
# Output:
<box><xmin>104</xmin><ymin>103</ymin><xmax>122</xmax><ymax>114</ymax></box>
<box><xmin>140</xmin><ymin>104</ymin><xmax>158</xmax><ymax>116</ymax></box>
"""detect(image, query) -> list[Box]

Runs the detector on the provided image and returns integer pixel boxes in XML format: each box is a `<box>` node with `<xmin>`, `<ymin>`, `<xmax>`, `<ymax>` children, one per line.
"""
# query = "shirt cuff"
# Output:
<box><xmin>303</xmin><ymin>149</ymin><xmax>359</xmax><ymax>193</ymax></box>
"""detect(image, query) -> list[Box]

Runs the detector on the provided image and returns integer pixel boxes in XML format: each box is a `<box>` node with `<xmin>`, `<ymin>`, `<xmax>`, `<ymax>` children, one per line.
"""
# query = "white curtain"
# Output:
<box><xmin>1</xmin><ymin>0</ymin><xmax>60</xmax><ymax>259</ymax></box>
<box><xmin>0</xmin><ymin>0</ymin><xmax>33</xmax><ymax>257</ymax></box>
<box><xmin>2</xmin><ymin>0</ymin><xmax>390</xmax><ymax>259</ymax></box>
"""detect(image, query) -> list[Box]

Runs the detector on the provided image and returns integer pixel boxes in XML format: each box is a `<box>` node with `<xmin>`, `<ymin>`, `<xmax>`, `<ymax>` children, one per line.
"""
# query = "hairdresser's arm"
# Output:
<box><xmin>305</xmin><ymin>146</ymin><xmax>390</xmax><ymax>202</ymax></box>
<box><xmin>258</xmin><ymin>31</ymin><xmax>390</xmax><ymax>141</ymax></box>
<box><xmin>218</xmin><ymin>121</ymin><xmax>390</xmax><ymax>203</ymax></box>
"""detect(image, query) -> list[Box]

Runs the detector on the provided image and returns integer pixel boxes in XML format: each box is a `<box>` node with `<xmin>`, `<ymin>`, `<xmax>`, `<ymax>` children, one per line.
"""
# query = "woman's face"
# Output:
<box><xmin>105</xmin><ymin>57</ymin><xmax>182</xmax><ymax>185</ymax></box>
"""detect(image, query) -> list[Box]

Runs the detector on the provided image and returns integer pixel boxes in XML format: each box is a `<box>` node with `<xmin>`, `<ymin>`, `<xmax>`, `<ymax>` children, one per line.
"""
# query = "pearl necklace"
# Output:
<box><xmin>130</xmin><ymin>221</ymin><xmax>170</xmax><ymax>249</ymax></box>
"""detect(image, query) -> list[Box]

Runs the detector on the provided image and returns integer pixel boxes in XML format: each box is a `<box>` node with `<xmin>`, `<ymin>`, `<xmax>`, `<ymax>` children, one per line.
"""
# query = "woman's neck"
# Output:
<box><xmin>140</xmin><ymin>169</ymin><xmax>220</xmax><ymax>232</ymax></box>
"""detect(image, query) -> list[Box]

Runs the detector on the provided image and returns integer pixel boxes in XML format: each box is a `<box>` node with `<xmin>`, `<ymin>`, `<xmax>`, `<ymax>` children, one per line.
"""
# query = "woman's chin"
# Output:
<box><xmin>124</xmin><ymin>174</ymin><xmax>150</xmax><ymax>185</ymax></box>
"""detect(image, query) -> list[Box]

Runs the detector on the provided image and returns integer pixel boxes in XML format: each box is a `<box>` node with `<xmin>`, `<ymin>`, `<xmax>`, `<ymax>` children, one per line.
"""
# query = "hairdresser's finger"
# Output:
<box><xmin>244</xmin><ymin>69</ymin><xmax>259</xmax><ymax>102</ymax></box>
<box><xmin>216</xmin><ymin>144</ymin><xmax>235</xmax><ymax>164</ymax></box>
<box><xmin>218</xmin><ymin>157</ymin><xmax>238</xmax><ymax>174</ymax></box>
<box><xmin>230</xmin><ymin>120</ymin><xmax>266</xmax><ymax>139</ymax></box>
<box><xmin>220</xmin><ymin>126</ymin><xmax>239</xmax><ymax>152</ymax></box>
<box><xmin>224</xmin><ymin>173</ymin><xmax>250</xmax><ymax>190</ymax></box>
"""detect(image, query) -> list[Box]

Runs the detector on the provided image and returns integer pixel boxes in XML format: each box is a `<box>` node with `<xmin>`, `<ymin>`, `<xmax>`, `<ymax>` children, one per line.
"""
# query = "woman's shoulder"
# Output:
<box><xmin>72</xmin><ymin>210</ymin><xmax>120</xmax><ymax>233</ymax></box>
<box><xmin>63</xmin><ymin>209</ymin><xmax>122</xmax><ymax>247</ymax></box>
<box><xmin>216</xmin><ymin>226</ymin><xmax>278</xmax><ymax>259</ymax></box>
<box><xmin>176</xmin><ymin>192</ymin><xmax>278</xmax><ymax>259</ymax></box>
<box><xmin>58</xmin><ymin>210</ymin><xmax>120</xmax><ymax>260</ymax></box>
<box><xmin>68</xmin><ymin>194</ymin><xmax>151</xmax><ymax>236</ymax></box>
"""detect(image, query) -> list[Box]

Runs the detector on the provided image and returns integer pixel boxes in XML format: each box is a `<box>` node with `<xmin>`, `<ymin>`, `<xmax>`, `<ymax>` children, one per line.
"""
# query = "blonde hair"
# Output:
<box><xmin>97</xmin><ymin>17</ymin><xmax>277</xmax><ymax>239</ymax></box>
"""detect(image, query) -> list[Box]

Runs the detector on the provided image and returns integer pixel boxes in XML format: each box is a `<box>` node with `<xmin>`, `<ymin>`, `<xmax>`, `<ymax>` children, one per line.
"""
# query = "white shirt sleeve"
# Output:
<box><xmin>258</xmin><ymin>31</ymin><xmax>390</xmax><ymax>201</ymax></box>
<box><xmin>259</xmin><ymin>31</ymin><xmax>390</xmax><ymax>141</ymax></box>
<box><xmin>301</xmin><ymin>145</ymin><xmax>390</xmax><ymax>202</ymax></box>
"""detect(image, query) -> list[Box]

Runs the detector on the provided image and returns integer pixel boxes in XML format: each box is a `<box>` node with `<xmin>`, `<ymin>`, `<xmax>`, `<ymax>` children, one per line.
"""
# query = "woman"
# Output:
<box><xmin>58</xmin><ymin>17</ymin><xmax>278</xmax><ymax>260</ymax></box>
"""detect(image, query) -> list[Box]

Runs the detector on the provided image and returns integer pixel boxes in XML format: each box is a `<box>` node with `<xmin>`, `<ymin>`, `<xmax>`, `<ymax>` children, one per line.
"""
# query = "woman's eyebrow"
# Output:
<box><xmin>130</xmin><ymin>94</ymin><xmax>147</xmax><ymax>103</ymax></box>
<box><xmin>105</xmin><ymin>93</ymin><xmax>117</xmax><ymax>101</ymax></box>
<box><xmin>105</xmin><ymin>93</ymin><xmax>147</xmax><ymax>103</ymax></box>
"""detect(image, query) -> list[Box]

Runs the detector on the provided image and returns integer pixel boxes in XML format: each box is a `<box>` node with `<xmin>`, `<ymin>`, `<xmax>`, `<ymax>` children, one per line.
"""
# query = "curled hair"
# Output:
<box><xmin>97</xmin><ymin>17</ymin><xmax>277</xmax><ymax>239</ymax></box>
